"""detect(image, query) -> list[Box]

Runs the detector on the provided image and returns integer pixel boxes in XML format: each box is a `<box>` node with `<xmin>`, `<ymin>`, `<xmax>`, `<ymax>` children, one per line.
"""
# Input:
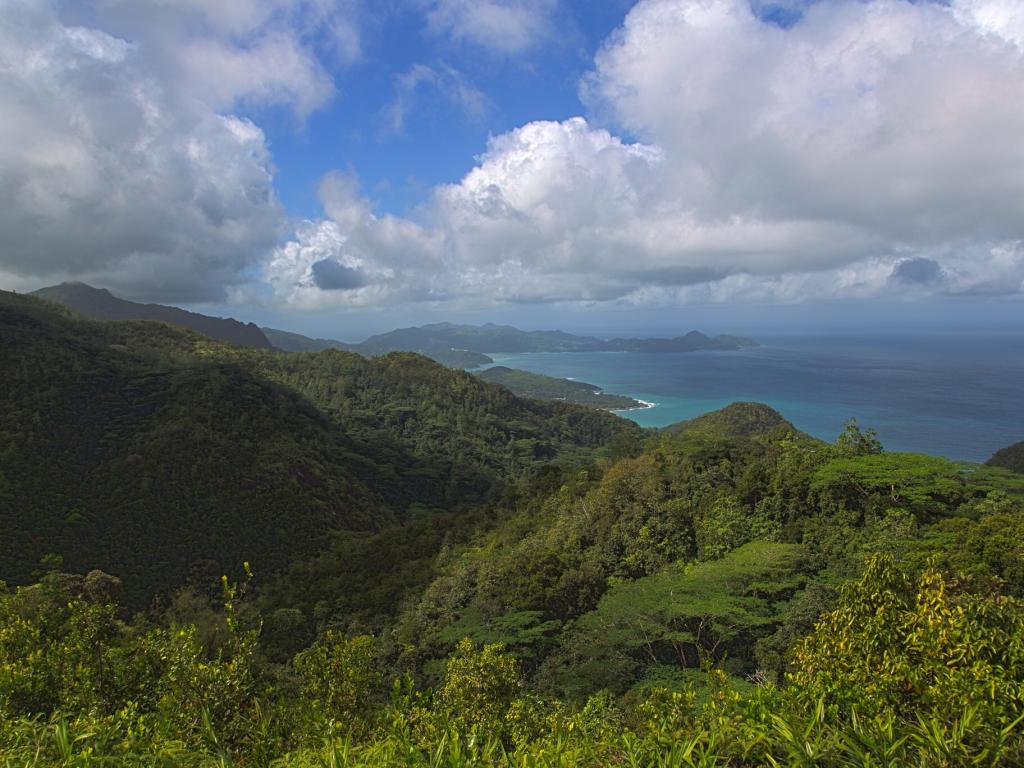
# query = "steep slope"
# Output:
<box><xmin>0</xmin><ymin>292</ymin><xmax>637</xmax><ymax>605</ymax></box>
<box><xmin>0</xmin><ymin>292</ymin><xmax>388</xmax><ymax>605</ymax></box>
<box><xmin>32</xmin><ymin>282</ymin><xmax>273</xmax><ymax>349</ymax></box>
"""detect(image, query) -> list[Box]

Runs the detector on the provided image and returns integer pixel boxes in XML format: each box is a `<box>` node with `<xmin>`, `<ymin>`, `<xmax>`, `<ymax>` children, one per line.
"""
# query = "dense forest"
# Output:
<box><xmin>0</xmin><ymin>291</ymin><xmax>634</xmax><ymax>606</ymax></box>
<box><xmin>2</xmin><ymin>291</ymin><xmax>1023</xmax><ymax>765</ymax></box>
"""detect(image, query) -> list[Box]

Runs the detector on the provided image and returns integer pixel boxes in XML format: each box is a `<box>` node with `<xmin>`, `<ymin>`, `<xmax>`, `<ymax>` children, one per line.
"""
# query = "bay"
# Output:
<box><xmin>485</xmin><ymin>333</ymin><xmax>1024</xmax><ymax>462</ymax></box>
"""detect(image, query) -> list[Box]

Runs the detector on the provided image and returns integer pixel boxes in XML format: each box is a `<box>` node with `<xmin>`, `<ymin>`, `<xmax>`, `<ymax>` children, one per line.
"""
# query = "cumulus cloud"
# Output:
<box><xmin>0</xmin><ymin>0</ymin><xmax>290</xmax><ymax>301</ymax></box>
<box><xmin>0</xmin><ymin>0</ymin><xmax>364</xmax><ymax>302</ymax></box>
<box><xmin>266</xmin><ymin>0</ymin><xmax>1024</xmax><ymax>310</ymax></box>
<box><xmin>90</xmin><ymin>0</ymin><xmax>359</xmax><ymax>117</ymax></box>
<box><xmin>421</xmin><ymin>0</ymin><xmax>559</xmax><ymax>55</ymax></box>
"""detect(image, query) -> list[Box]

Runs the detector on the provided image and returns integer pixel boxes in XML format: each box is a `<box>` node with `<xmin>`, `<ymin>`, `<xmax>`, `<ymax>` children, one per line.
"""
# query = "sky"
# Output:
<box><xmin>1</xmin><ymin>0</ymin><xmax>1023</xmax><ymax>339</ymax></box>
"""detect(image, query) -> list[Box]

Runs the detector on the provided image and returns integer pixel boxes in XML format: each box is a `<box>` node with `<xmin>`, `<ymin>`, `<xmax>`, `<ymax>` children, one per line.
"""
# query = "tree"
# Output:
<box><xmin>834</xmin><ymin>418</ymin><xmax>883</xmax><ymax>457</ymax></box>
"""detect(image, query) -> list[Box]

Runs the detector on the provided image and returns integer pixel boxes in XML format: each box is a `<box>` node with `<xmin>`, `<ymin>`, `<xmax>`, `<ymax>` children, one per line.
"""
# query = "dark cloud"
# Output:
<box><xmin>311</xmin><ymin>258</ymin><xmax>367</xmax><ymax>290</ymax></box>
<box><xmin>890</xmin><ymin>257</ymin><xmax>945</xmax><ymax>286</ymax></box>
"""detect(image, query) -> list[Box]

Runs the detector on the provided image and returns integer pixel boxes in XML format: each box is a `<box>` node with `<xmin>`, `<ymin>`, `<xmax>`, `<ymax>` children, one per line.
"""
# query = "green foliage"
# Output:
<box><xmin>294</xmin><ymin>633</ymin><xmax>381</xmax><ymax>737</ymax></box>
<box><xmin>811</xmin><ymin>452</ymin><xmax>972</xmax><ymax>521</ymax></box>
<box><xmin>694</xmin><ymin>492</ymin><xmax>778</xmax><ymax>560</ymax></box>
<box><xmin>540</xmin><ymin>542</ymin><xmax>807</xmax><ymax>698</ymax></box>
<box><xmin>439</xmin><ymin>639</ymin><xmax>520</xmax><ymax>729</ymax></box>
<box><xmin>3</xmin><ymin>557</ymin><xmax>1023</xmax><ymax>766</ymax></box>
<box><xmin>834</xmin><ymin>417</ymin><xmax>884</xmax><ymax>457</ymax></box>
<box><xmin>790</xmin><ymin>555</ymin><xmax>1024</xmax><ymax>729</ymax></box>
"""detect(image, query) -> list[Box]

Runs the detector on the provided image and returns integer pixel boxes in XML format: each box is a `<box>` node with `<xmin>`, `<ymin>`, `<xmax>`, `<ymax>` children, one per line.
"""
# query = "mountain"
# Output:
<box><xmin>358</xmin><ymin>322</ymin><xmax>757</xmax><ymax>354</ymax></box>
<box><xmin>31</xmin><ymin>284</ymin><xmax>750</xmax><ymax>368</ymax></box>
<box><xmin>477</xmin><ymin>366</ymin><xmax>645</xmax><ymax>410</ymax></box>
<box><xmin>0</xmin><ymin>290</ymin><xmax>637</xmax><ymax>606</ymax></box>
<box><xmin>32</xmin><ymin>282</ymin><xmax>274</xmax><ymax>349</ymax></box>
<box><xmin>263</xmin><ymin>325</ymin><xmax>494</xmax><ymax>369</ymax></box>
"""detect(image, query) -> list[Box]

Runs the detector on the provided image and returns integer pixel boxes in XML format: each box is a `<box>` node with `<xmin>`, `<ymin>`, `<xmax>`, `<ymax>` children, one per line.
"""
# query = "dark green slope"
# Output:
<box><xmin>0</xmin><ymin>291</ymin><xmax>393</xmax><ymax>605</ymax></box>
<box><xmin>0</xmin><ymin>292</ymin><xmax>637</xmax><ymax>605</ymax></box>
<box><xmin>259</xmin><ymin>349</ymin><xmax>636</xmax><ymax>494</ymax></box>
<box><xmin>32</xmin><ymin>282</ymin><xmax>273</xmax><ymax>349</ymax></box>
<box><xmin>988</xmin><ymin>441</ymin><xmax>1024</xmax><ymax>474</ymax></box>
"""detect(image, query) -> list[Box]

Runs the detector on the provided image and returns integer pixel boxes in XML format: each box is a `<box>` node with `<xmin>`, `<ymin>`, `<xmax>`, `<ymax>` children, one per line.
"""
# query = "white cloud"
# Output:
<box><xmin>585</xmin><ymin>0</ymin><xmax>1024</xmax><ymax>243</ymax></box>
<box><xmin>0</xmin><ymin>0</ymin><xmax>283</xmax><ymax>301</ymax></box>
<box><xmin>91</xmin><ymin>0</ymin><xmax>360</xmax><ymax>118</ymax></box>
<box><xmin>267</xmin><ymin>0</ymin><xmax>1024</xmax><ymax>310</ymax></box>
<box><xmin>421</xmin><ymin>0</ymin><xmax>559</xmax><ymax>55</ymax></box>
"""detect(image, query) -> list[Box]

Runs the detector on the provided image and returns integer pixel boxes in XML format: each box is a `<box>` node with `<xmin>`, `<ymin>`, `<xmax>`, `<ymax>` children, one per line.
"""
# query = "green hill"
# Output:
<box><xmin>0</xmin><ymin>291</ymin><xmax>637</xmax><ymax>606</ymax></box>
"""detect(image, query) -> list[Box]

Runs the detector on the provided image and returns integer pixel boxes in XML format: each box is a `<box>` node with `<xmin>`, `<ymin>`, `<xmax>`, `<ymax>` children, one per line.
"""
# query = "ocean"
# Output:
<box><xmin>485</xmin><ymin>333</ymin><xmax>1024</xmax><ymax>462</ymax></box>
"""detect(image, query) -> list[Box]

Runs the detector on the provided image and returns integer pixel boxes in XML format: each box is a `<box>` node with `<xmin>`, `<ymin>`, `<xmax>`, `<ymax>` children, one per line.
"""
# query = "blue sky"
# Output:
<box><xmin>255</xmin><ymin>1</ymin><xmax>637</xmax><ymax>220</ymax></box>
<box><xmin>1</xmin><ymin>0</ymin><xmax>1023</xmax><ymax>338</ymax></box>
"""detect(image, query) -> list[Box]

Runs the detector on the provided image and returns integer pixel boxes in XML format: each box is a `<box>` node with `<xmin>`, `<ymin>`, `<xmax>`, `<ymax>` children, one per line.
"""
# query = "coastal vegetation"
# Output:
<box><xmin>477</xmin><ymin>366</ymin><xmax>645</xmax><ymax>409</ymax></box>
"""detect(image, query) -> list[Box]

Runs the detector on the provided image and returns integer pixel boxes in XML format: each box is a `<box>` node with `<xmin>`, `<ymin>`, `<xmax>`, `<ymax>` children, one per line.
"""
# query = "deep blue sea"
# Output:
<box><xmin>485</xmin><ymin>333</ymin><xmax>1024</xmax><ymax>462</ymax></box>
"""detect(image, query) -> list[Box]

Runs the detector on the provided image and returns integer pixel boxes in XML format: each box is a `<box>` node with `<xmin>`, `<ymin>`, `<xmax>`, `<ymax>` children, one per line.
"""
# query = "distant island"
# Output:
<box><xmin>347</xmin><ymin>321</ymin><xmax>758</xmax><ymax>355</ymax></box>
<box><xmin>33</xmin><ymin>283</ymin><xmax>757</xmax><ymax>370</ymax></box>
<box><xmin>477</xmin><ymin>366</ymin><xmax>648</xmax><ymax>410</ymax></box>
<box><xmin>266</xmin><ymin>321</ymin><xmax>757</xmax><ymax>368</ymax></box>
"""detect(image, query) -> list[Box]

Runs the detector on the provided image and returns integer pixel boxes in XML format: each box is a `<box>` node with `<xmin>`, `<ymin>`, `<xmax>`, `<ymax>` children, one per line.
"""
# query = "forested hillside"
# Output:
<box><xmin>0</xmin><ymin>291</ymin><xmax>635</xmax><ymax>606</ymax></box>
<box><xmin>2</xmin><ymin>290</ymin><xmax>1024</xmax><ymax>766</ymax></box>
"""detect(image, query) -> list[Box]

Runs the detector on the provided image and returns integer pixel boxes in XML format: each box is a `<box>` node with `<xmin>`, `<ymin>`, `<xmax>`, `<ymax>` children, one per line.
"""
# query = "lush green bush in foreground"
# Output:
<box><xmin>2</xmin><ymin>555</ymin><xmax>1021</xmax><ymax>767</ymax></box>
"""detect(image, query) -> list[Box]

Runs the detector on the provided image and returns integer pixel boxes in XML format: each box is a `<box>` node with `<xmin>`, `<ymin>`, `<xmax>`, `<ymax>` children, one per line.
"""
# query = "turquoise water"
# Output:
<box><xmin>486</xmin><ymin>333</ymin><xmax>1024</xmax><ymax>462</ymax></box>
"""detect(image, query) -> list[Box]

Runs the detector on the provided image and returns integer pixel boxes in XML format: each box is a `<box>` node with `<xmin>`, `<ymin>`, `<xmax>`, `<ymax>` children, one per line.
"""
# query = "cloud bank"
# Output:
<box><xmin>2</xmin><ymin>0</ymin><xmax>1024</xmax><ymax>308</ymax></box>
<box><xmin>0</xmin><ymin>0</ymin><xmax>356</xmax><ymax>302</ymax></box>
<box><xmin>270</xmin><ymin>0</ymin><xmax>1024</xmax><ymax>308</ymax></box>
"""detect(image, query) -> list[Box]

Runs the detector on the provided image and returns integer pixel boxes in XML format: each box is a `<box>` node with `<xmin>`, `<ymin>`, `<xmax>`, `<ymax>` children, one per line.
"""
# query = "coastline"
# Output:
<box><xmin>614</xmin><ymin>398</ymin><xmax>657</xmax><ymax>412</ymax></box>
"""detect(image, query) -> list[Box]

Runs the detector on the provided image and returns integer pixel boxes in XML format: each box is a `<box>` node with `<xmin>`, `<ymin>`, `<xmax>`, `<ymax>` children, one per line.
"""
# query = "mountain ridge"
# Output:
<box><xmin>32</xmin><ymin>282</ymin><xmax>273</xmax><ymax>349</ymax></box>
